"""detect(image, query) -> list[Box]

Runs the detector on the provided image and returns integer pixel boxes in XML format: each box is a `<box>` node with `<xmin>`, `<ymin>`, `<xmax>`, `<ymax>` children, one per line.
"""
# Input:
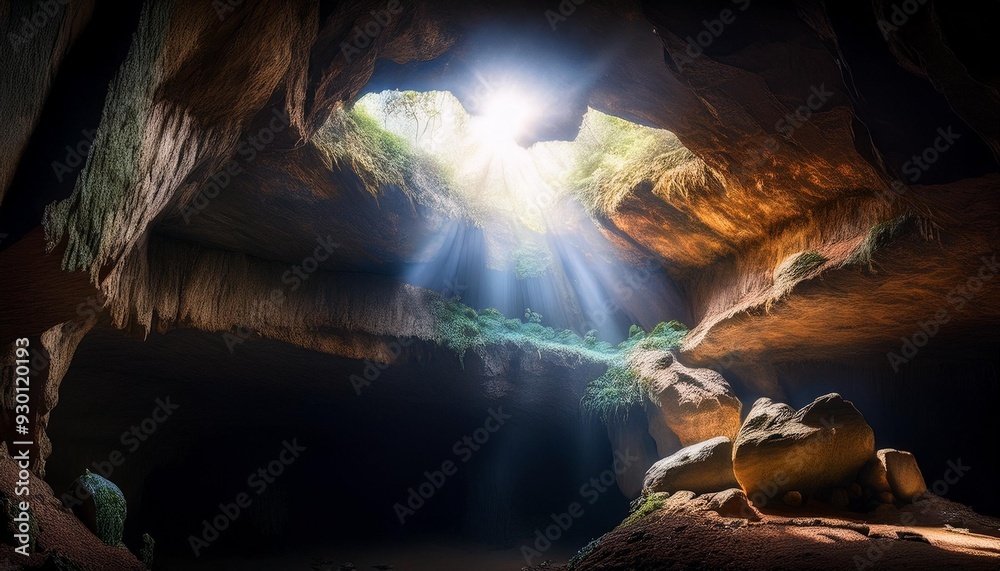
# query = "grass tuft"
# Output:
<box><xmin>621</xmin><ymin>492</ymin><xmax>670</xmax><ymax>527</ymax></box>
<box><xmin>580</xmin><ymin>321</ymin><xmax>688</xmax><ymax>424</ymax></box>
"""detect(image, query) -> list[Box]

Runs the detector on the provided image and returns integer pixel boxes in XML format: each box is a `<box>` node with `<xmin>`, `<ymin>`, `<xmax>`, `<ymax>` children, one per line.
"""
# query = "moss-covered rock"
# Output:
<box><xmin>620</xmin><ymin>491</ymin><xmax>670</xmax><ymax>527</ymax></box>
<box><xmin>69</xmin><ymin>470</ymin><xmax>127</xmax><ymax>547</ymax></box>
<box><xmin>580</xmin><ymin>321</ymin><xmax>689</xmax><ymax>424</ymax></box>
<box><xmin>568</xmin><ymin>535</ymin><xmax>604</xmax><ymax>569</ymax></box>
<box><xmin>140</xmin><ymin>532</ymin><xmax>155</xmax><ymax>567</ymax></box>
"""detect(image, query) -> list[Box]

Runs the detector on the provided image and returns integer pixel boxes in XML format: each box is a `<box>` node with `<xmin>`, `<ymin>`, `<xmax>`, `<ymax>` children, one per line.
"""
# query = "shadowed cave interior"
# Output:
<box><xmin>1</xmin><ymin>1</ymin><xmax>999</xmax><ymax>570</ymax></box>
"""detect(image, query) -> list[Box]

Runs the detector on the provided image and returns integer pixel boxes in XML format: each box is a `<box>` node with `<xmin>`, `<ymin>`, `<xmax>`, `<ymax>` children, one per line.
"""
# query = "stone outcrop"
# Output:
<box><xmin>631</xmin><ymin>349</ymin><xmax>741</xmax><ymax>453</ymax></box>
<box><xmin>732</xmin><ymin>393</ymin><xmax>875</xmax><ymax>505</ymax></box>
<box><xmin>643</xmin><ymin>436</ymin><xmax>738</xmax><ymax>495</ymax></box>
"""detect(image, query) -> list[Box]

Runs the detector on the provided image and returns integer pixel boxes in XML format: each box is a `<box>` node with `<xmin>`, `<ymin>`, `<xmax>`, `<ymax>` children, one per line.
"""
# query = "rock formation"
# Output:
<box><xmin>632</xmin><ymin>349</ymin><xmax>742</xmax><ymax>452</ymax></box>
<box><xmin>643</xmin><ymin>436</ymin><xmax>738</xmax><ymax>495</ymax></box>
<box><xmin>732</xmin><ymin>393</ymin><xmax>876</xmax><ymax>505</ymax></box>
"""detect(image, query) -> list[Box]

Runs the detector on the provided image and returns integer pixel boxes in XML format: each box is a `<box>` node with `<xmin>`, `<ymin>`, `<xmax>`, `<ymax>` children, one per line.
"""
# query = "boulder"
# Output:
<box><xmin>704</xmin><ymin>488</ymin><xmax>756</xmax><ymax>519</ymax></box>
<box><xmin>783</xmin><ymin>491</ymin><xmax>803</xmax><ymax>507</ymax></box>
<box><xmin>732</xmin><ymin>393</ymin><xmax>875</xmax><ymax>507</ymax></box>
<box><xmin>643</xmin><ymin>436</ymin><xmax>739</xmax><ymax>494</ymax></box>
<box><xmin>69</xmin><ymin>470</ymin><xmax>127</xmax><ymax>547</ymax></box>
<box><xmin>878</xmin><ymin>449</ymin><xmax>927</xmax><ymax>501</ymax></box>
<box><xmin>632</xmin><ymin>349</ymin><xmax>742</xmax><ymax>451</ymax></box>
<box><xmin>858</xmin><ymin>457</ymin><xmax>892</xmax><ymax>495</ymax></box>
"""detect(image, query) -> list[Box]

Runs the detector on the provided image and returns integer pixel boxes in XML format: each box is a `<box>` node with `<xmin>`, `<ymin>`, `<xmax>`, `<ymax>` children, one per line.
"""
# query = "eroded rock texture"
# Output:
<box><xmin>0</xmin><ymin>0</ymin><xmax>998</xmax><ymax>567</ymax></box>
<box><xmin>732</xmin><ymin>393</ymin><xmax>876</xmax><ymax>503</ymax></box>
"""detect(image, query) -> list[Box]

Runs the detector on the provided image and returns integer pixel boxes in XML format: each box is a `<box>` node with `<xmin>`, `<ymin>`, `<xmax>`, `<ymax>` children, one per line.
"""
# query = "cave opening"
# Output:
<box><xmin>2</xmin><ymin>2</ymin><xmax>999</xmax><ymax>571</ymax></box>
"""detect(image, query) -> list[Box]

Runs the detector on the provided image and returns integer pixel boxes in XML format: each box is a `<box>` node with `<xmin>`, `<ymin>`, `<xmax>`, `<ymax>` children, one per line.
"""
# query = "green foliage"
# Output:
<box><xmin>581</xmin><ymin>364</ymin><xmax>643</xmax><ymax>425</ymax></box>
<box><xmin>382</xmin><ymin>90</ymin><xmax>443</xmax><ymax>144</ymax></box>
<box><xmin>620</xmin><ymin>492</ymin><xmax>670</xmax><ymax>527</ymax></box>
<box><xmin>569</xmin><ymin>109</ymin><xmax>692</xmax><ymax>215</ymax></box>
<box><xmin>580</xmin><ymin>322</ymin><xmax>688</xmax><ymax>423</ymax></box>
<box><xmin>316</xmin><ymin>105</ymin><xmax>418</xmax><ymax>195</ymax></box>
<box><xmin>429</xmin><ymin>296</ymin><xmax>618</xmax><ymax>364</ymax></box>
<box><xmin>429</xmin><ymin>298</ymin><xmax>689</xmax><ymax>428</ymax></box>
<box><xmin>76</xmin><ymin>470</ymin><xmax>127</xmax><ymax>547</ymax></box>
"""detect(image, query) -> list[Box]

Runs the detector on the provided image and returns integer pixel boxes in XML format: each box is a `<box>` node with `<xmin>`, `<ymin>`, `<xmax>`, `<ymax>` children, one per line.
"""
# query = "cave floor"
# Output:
<box><xmin>549</xmin><ymin>494</ymin><xmax>1000</xmax><ymax>571</ymax></box>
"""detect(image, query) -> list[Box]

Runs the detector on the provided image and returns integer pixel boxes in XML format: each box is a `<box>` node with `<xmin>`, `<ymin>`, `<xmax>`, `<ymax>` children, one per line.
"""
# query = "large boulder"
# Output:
<box><xmin>632</xmin><ymin>350</ymin><xmax>742</xmax><ymax>453</ymax></box>
<box><xmin>732</xmin><ymin>393</ymin><xmax>875</xmax><ymax>506</ymax></box>
<box><xmin>878</xmin><ymin>449</ymin><xmax>927</xmax><ymax>501</ymax></box>
<box><xmin>643</xmin><ymin>436</ymin><xmax>739</xmax><ymax>494</ymax></box>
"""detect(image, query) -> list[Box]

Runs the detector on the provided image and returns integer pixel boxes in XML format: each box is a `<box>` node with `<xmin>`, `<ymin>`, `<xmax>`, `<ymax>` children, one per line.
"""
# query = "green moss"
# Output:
<box><xmin>620</xmin><ymin>492</ymin><xmax>670</xmax><ymax>527</ymax></box>
<box><xmin>568</xmin><ymin>536</ymin><xmax>604</xmax><ymax>569</ymax></box>
<box><xmin>429</xmin><ymin>296</ymin><xmax>618</xmax><ymax>364</ymax></box>
<box><xmin>581</xmin><ymin>364</ymin><xmax>643</xmax><ymax>425</ymax></box>
<box><xmin>43</xmin><ymin>0</ymin><xmax>174</xmax><ymax>274</ymax></box>
<box><xmin>140</xmin><ymin>532</ymin><xmax>155</xmax><ymax>567</ymax></box>
<box><xmin>844</xmin><ymin>214</ymin><xmax>914</xmax><ymax>268</ymax></box>
<box><xmin>76</xmin><ymin>470</ymin><xmax>127</xmax><ymax>547</ymax></box>
<box><xmin>773</xmin><ymin>250</ymin><xmax>827</xmax><ymax>296</ymax></box>
<box><xmin>428</xmin><ymin>296</ymin><xmax>689</xmax><ymax>426</ymax></box>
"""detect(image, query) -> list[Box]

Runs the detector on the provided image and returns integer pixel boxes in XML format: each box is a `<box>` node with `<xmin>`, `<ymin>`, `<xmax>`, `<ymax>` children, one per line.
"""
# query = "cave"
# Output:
<box><xmin>1</xmin><ymin>1</ymin><xmax>999</xmax><ymax>570</ymax></box>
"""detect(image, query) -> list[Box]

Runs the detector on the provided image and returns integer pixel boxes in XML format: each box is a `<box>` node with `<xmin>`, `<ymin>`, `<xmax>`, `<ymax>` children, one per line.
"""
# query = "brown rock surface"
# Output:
<box><xmin>643</xmin><ymin>436</ymin><xmax>738</xmax><ymax>495</ymax></box>
<box><xmin>632</xmin><ymin>350</ymin><xmax>741</xmax><ymax>450</ymax></box>
<box><xmin>879</xmin><ymin>448</ymin><xmax>928</xmax><ymax>502</ymax></box>
<box><xmin>732</xmin><ymin>393</ymin><xmax>875</xmax><ymax>505</ymax></box>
